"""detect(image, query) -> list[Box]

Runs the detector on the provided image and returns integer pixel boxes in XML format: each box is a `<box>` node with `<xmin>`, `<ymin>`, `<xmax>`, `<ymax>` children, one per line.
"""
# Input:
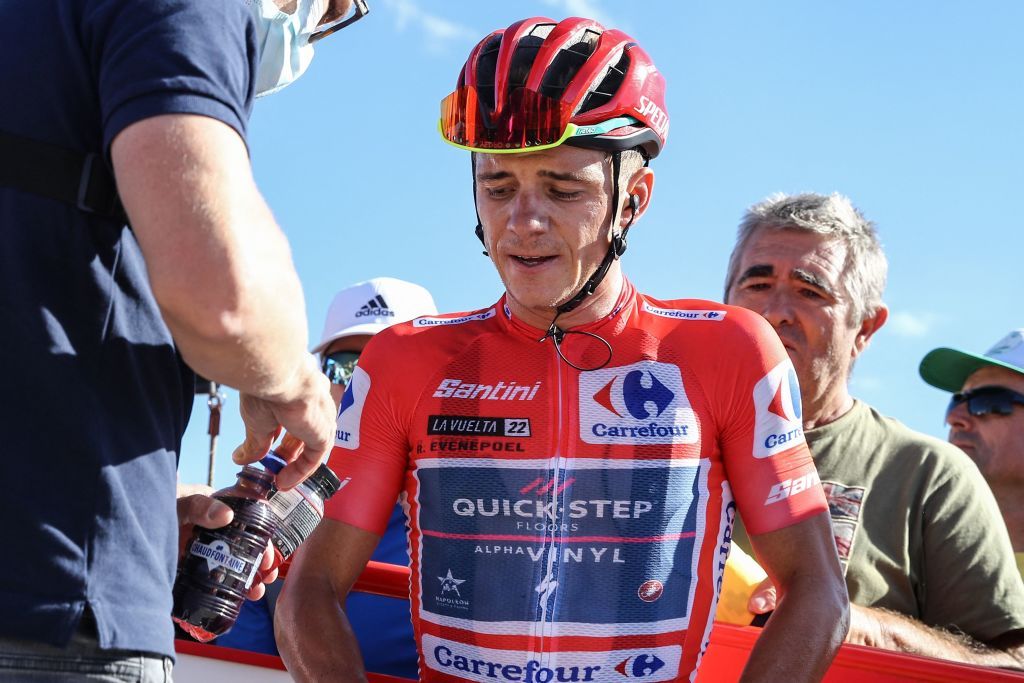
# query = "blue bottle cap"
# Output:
<box><xmin>260</xmin><ymin>451</ymin><xmax>287</xmax><ymax>474</ymax></box>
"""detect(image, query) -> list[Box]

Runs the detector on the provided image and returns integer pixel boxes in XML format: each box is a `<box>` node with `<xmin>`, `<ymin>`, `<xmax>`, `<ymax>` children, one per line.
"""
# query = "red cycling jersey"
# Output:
<box><xmin>325</xmin><ymin>280</ymin><xmax>826</xmax><ymax>682</ymax></box>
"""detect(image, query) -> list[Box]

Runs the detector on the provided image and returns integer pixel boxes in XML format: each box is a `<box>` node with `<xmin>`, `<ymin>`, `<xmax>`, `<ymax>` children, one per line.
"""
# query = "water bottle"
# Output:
<box><xmin>261</xmin><ymin>452</ymin><xmax>343</xmax><ymax>563</ymax></box>
<box><xmin>171</xmin><ymin>466</ymin><xmax>277</xmax><ymax>642</ymax></box>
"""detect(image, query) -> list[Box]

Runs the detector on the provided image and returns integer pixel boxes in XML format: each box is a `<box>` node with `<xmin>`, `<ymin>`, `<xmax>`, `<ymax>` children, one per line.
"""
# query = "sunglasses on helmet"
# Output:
<box><xmin>439</xmin><ymin>85</ymin><xmax>641</xmax><ymax>154</ymax></box>
<box><xmin>321</xmin><ymin>350</ymin><xmax>361</xmax><ymax>387</ymax></box>
<box><xmin>946</xmin><ymin>385</ymin><xmax>1024</xmax><ymax>419</ymax></box>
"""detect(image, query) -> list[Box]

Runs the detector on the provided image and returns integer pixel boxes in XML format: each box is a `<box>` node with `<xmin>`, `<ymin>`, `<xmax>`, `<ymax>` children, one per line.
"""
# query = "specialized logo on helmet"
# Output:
<box><xmin>580</xmin><ymin>361</ymin><xmax>698</xmax><ymax>445</ymax></box>
<box><xmin>615</xmin><ymin>654</ymin><xmax>666</xmax><ymax>678</ymax></box>
<box><xmin>634</xmin><ymin>96</ymin><xmax>669</xmax><ymax>138</ymax></box>
<box><xmin>335</xmin><ymin>366</ymin><xmax>370</xmax><ymax>450</ymax></box>
<box><xmin>751</xmin><ymin>360</ymin><xmax>805</xmax><ymax>458</ymax></box>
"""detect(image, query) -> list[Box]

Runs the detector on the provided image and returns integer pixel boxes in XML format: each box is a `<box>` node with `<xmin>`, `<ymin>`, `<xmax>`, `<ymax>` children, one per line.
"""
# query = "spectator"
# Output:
<box><xmin>278</xmin><ymin>17</ymin><xmax>847</xmax><ymax>683</ymax></box>
<box><xmin>920</xmin><ymin>329</ymin><xmax>1024</xmax><ymax>577</ymax></box>
<box><xmin>725</xmin><ymin>192</ymin><xmax>1024</xmax><ymax>667</ymax></box>
<box><xmin>0</xmin><ymin>0</ymin><xmax>365</xmax><ymax>678</ymax></box>
<box><xmin>221</xmin><ymin>277</ymin><xmax>435</xmax><ymax>681</ymax></box>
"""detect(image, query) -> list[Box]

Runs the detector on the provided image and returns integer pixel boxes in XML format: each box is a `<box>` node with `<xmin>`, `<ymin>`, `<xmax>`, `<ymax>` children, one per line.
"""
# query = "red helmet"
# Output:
<box><xmin>440</xmin><ymin>17</ymin><xmax>668</xmax><ymax>159</ymax></box>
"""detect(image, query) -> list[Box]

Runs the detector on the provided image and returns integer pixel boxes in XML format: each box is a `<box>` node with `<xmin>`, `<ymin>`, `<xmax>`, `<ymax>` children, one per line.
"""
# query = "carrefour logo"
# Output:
<box><xmin>579</xmin><ymin>361</ymin><xmax>698</xmax><ymax>445</ymax></box>
<box><xmin>615</xmin><ymin>654</ymin><xmax>666</xmax><ymax>678</ymax></box>
<box><xmin>752</xmin><ymin>359</ymin><xmax>805</xmax><ymax>458</ymax></box>
<box><xmin>596</xmin><ymin>370</ymin><xmax>673</xmax><ymax>419</ymax></box>
<box><xmin>422</xmin><ymin>635</ymin><xmax>682</xmax><ymax>683</ymax></box>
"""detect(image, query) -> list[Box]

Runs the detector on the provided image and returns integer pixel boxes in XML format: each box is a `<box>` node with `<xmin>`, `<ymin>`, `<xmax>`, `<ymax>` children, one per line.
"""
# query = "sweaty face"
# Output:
<box><xmin>475</xmin><ymin>147</ymin><xmax>617</xmax><ymax>328</ymax></box>
<box><xmin>947</xmin><ymin>366</ymin><xmax>1024</xmax><ymax>485</ymax></box>
<box><xmin>727</xmin><ymin>230</ymin><xmax>860</xmax><ymax>414</ymax></box>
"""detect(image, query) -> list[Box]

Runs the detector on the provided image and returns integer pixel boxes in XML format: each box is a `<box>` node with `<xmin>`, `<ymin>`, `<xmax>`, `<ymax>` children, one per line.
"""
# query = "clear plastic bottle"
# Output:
<box><xmin>171</xmin><ymin>466</ymin><xmax>277</xmax><ymax>642</ymax></box>
<box><xmin>261</xmin><ymin>452</ymin><xmax>343</xmax><ymax>563</ymax></box>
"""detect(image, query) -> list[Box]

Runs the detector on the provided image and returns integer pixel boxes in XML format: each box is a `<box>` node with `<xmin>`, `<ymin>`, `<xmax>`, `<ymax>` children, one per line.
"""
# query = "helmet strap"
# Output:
<box><xmin>537</xmin><ymin>150</ymin><xmax>637</xmax><ymax>372</ymax></box>
<box><xmin>470</xmin><ymin>154</ymin><xmax>488</xmax><ymax>255</ymax></box>
<box><xmin>553</xmin><ymin>150</ymin><xmax>634</xmax><ymax>316</ymax></box>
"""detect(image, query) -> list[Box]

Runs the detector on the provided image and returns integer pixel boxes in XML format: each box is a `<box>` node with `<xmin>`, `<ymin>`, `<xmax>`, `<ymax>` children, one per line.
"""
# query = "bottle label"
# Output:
<box><xmin>244</xmin><ymin>550</ymin><xmax>265</xmax><ymax>590</ymax></box>
<box><xmin>189</xmin><ymin>539</ymin><xmax>248</xmax><ymax>574</ymax></box>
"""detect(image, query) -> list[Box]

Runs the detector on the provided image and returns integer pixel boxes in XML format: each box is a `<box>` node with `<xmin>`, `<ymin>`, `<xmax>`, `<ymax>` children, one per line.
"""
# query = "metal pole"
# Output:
<box><xmin>206</xmin><ymin>382</ymin><xmax>224</xmax><ymax>487</ymax></box>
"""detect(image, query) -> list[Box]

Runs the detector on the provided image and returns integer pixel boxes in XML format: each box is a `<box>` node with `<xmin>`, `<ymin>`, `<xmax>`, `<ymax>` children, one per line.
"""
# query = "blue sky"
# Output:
<box><xmin>179</xmin><ymin>0</ymin><xmax>1024</xmax><ymax>487</ymax></box>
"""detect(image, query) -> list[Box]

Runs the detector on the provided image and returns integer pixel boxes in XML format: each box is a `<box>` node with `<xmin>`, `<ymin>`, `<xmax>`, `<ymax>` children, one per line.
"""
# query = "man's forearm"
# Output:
<box><xmin>276</xmin><ymin>580</ymin><xmax>368</xmax><ymax>683</ymax></box>
<box><xmin>741</xmin><ymin>580</ymin><xmax>848</xmax><ymax>683</ymax></box>
<box><xmin>112</xmin><ymin>113</ymin><xmax>314</xmax><ymax>398</ymax></box>
<box><xmin>849</xmin><ymin>604</ymin><xmax>1024</xmax><ymax>670</ymax></box>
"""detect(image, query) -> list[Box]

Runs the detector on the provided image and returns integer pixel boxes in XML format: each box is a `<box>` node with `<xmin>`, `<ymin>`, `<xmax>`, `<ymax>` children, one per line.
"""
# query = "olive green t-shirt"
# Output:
<box><xmin>736</xmin><ymin>400</ymin><xmax>1024</xmax><ymax>642</ymax></box>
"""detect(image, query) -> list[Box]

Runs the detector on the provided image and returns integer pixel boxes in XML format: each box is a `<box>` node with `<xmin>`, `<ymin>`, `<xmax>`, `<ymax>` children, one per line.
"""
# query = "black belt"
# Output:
<box><xmin>0</xmin><ymin>130</ymin><xmax>126</xmax><ymax>222</ymax></box>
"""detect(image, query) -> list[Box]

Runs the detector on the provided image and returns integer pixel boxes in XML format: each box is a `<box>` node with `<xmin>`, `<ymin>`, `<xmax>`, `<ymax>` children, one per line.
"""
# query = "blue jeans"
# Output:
<box><xmin>0</xmin><ymin>616</ymin><xmax>172</xmax><ymax>682</ymax></box>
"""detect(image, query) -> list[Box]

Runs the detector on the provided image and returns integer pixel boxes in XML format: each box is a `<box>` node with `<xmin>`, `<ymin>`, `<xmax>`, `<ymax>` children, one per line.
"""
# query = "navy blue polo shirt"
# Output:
<box><xmin>0</xmin><ymin>0</ymin><xmax>255</xmax><ymax>658</ymax></box>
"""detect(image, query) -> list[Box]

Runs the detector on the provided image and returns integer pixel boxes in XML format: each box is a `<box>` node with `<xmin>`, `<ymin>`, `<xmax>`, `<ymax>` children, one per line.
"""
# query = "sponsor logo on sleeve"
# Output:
<box><xmin>335</xmin><ymin>365</ymin><xmax>370</xmax><ymax>449</ymax></box>
<box><xmin>764</xmin><ymin>471</ymin><xmax>821</xmax><ymax>505</ymax></box>
<box><xmin>642</xmin><ymin>302</ymin><xmax>726</xmax><ymax>321</ymax></box>
<box><xmin>413</xmin><ymin>309</ymin><xmax>496</xmax><ymax>327</ymax></box>
<box><xmin>751</xmin><ymin>360</ymin><xmax>805</xmax><ymax>458</ymax></box>
<box><xmin>579</xmin><ymin>361</ymin><xmax>698</xmax><ymax>445</ymax></box>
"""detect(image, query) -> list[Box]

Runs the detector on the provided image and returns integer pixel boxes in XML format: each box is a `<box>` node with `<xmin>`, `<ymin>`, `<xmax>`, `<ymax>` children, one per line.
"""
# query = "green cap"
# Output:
<box><xmin>919</xmin><ymin>329</ymin><xmax>1024</xmax><ymax>393</ymax></box>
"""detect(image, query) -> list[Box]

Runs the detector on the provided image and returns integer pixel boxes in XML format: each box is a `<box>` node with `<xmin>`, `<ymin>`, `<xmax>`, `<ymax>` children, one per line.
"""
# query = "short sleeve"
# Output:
<box><xmin>324</xmin><ymin>334</ymin><xmax>413</xmax><ymax>536</ymax></box>
<box><xmin>919</xmin><ymin>453</ymin><xmax>1024</xmax><ymax>640</ymax></box>
<box><xmin>82</xmin><ymin>0</ymin><xmax>256</xmax><ymax>152</ymax></box>
<box><xmin>715</xmin><ymin>308</ymin><xmax>827</xmax><ymax>535</ymax></box>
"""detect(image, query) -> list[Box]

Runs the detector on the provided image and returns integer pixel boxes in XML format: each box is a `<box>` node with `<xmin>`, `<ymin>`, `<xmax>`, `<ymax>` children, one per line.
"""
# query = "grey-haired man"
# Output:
<box><xmin>725</xmin><ymin>192</ymin><xmax>1024</xmax><ymax>668</ymax></box>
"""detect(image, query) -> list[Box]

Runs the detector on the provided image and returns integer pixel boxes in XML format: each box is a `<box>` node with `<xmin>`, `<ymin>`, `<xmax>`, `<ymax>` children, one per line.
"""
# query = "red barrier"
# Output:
<box><xmin>179</xmin><ymin>561</ymin><xmax>1024</xmax><ymax>682</ymax></box>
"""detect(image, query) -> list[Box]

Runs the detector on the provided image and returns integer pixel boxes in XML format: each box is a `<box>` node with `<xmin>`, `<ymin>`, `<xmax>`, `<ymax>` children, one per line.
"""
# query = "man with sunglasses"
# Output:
<box><xmin>725</xmin><ymin>193</ymin><xmax>1024</xmax><ymax>668</ymax></box>
<box><xmin>279</xmin><ymin>17</ymin><xmax>848</xmax><ymax>683</ymax></box>
<box><xmin>921</xmin><ymin>329</ymin><xmax>1024</xmax><ymax>579</ymax></box>
<box><xmin>0</xmin><ymin>0</ymin><xmax>366</xmax><ymax>679</ymax></box>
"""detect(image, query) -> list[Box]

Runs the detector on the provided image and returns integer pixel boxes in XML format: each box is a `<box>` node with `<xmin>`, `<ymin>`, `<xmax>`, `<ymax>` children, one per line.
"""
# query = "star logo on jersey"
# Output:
<box><xmin>580</xmin><ymin>361</ymin><xmax>698</xmax><ymax>445</ymax></box>
<box><xmin>438</xmin><ymin>569</ymin><xmax>466</xmax><ymax>596</ymax></box>
<box><xmin>751</xmin><ymin>360</ymin><xmax>805</xmax><ymax>458</ymax></box>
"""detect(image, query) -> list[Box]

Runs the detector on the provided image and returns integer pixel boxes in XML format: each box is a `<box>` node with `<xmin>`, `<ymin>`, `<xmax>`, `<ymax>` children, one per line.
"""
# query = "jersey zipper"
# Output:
<box><xmin>536</xmin><ymin>342</ymin><xmax>575</xmax><ymax>662</ymax></box>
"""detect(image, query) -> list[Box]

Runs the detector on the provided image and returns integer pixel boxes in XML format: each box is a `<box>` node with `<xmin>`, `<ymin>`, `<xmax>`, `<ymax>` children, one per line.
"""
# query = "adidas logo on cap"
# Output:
<box><xmin>355</xmin><ymin>295</ymin><xmax>395</xmax><ymax>318</ymax></box>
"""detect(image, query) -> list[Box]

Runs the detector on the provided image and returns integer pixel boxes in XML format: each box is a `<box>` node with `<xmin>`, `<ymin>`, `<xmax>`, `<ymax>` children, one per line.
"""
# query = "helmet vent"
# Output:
<box><xmin>578</xmin><ymin>46</ymin><xmax>632</xmax><ymax>114</ymax></box>
<box><xmin>474</xmin><ymin>34</ymin><xmax>503</xmax><ymax>114</ymax></box>
<box><xmin>507</xmin><ymin>31</ymin><xmax>551</xmax><ymax>95</ymax></box>
<box><xmin>539</xmin><ymin>29</ymin><xmax>601</xmax><ymax>101</ymax></box>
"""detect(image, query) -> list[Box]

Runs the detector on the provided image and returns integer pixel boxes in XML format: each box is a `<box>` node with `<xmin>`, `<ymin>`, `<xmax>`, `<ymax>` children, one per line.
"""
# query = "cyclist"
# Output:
<box><xmin>278</xmin><ymin>17</ymin><xmax>848</xmax><ymax>682</ymax></box>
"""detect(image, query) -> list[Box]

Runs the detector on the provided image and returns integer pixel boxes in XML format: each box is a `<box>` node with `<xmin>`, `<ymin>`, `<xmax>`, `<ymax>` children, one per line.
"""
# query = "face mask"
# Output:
<box><xmin>247</xmin><ymin>0</ymin><xmax>327</xmax><ymax>98</ymax></box>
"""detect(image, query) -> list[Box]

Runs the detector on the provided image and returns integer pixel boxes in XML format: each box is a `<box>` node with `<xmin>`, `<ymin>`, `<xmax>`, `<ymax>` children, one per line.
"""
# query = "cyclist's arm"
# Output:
<box><xmin>276</xmin><ymin>518</ymin><xmax>380</xmax><ymax>682</ymax></box>
<box><xmin>741</xmin><ymin>511</ymin><xmax>849</xmax><ymax>683</ymax></box>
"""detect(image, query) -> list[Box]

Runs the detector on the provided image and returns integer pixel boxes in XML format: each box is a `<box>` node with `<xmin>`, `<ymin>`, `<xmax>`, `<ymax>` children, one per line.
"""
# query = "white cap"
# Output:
<box><xmin>312</xmin><ymin>277</ymin><xmax>438</xmax><ymax>356</ymax></box>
